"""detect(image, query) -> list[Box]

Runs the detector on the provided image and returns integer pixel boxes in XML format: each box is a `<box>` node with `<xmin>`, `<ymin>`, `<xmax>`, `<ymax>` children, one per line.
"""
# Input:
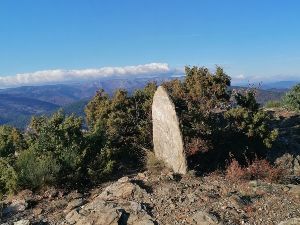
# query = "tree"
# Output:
<box><xmin>282</xmin><ymin>83</ymin><xmax>300</xmax><ymax>111</ymax></box>
<box><xmin>0</xmin><ymin>158</ymin><xmax>17</xmax><ymax>198</ymax></box>
<box><xmin>0</xmin><ymin>126</ymin><xmax>26</xmax><ymax>158</ymax></box>
<box><xmin>17</xmin><ymin>111</ymin><xmax>86</xmax><ymax>188</ymax></box>
<box><xmin>85</xmin><ymin>83</ymin><xmax>158</xmax><ymax>174</ymax></box>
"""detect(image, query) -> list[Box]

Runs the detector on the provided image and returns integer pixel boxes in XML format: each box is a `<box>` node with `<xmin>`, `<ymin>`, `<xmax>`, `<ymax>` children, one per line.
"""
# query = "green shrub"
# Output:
<box><xmin>85</xmin><ymin>83</ymin><xmax>157</xmax><ymax>171</ymax></box>
<box><xmin>16</xmin><ymin>148</ymin><xmax>60</xmax><ymax>190</ymax></box>
<box><xmin>224</xmin><ymin>107</ymin><xmax>278</xmax><ymax>154</ymax></box>
<box><xmin>0</xmin><ymin>126</ymin><xmax>26</xmax><ymax>158</ymax></box>
<box><xmin>0</xmin><ymin>158</ymin><xmax>17</xmax><ymax>198</ymax></box>
<box><xmin>265</xmin><ymin>100</ymin><xmax>282</xmax><ymax>108</ymax></box>
<box><xmin>24</xmin><ymin>111</ymin><xmax>85</xmax><ymax>187</ymax></box>
<box><xmin>282</xmin><ymin>83</ymin><xmax>300</xmax><ymax>111</ymax></box>
<box><xmin>87</xmin><ymin>66</ymin><xmax>279</xmax><ymax>173</ymax></box>
<box><xmin>85</xmin><ymin>146</ymin><xmax>116</xmax><ymax>184</ymax></box>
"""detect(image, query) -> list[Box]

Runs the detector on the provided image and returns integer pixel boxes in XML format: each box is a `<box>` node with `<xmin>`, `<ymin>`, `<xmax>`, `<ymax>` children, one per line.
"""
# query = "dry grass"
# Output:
<box><xmin>144</xmin><ymin>151</ymin><xmax>166</xmax><ymax>174</ymax></box>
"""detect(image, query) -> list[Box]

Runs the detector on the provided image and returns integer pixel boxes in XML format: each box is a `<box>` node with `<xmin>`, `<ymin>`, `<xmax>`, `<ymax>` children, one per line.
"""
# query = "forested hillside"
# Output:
<box><xmin>0</xmin><ymin>77</ymin><xmax>290</xmax><ymax>129</ymax></box>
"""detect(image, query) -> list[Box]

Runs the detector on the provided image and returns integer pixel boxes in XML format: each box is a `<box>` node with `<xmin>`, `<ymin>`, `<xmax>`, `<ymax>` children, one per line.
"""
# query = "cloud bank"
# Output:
<box><xmin>0</xmin><ymin>63</ymin><xmax>172</xmax><ymax>88</ymax></box>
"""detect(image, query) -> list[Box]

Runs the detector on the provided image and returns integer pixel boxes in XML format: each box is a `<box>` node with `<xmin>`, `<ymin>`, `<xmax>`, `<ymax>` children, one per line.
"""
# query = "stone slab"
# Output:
<box><xmin>152</xmin><ymin>86</ymin><xmax>187</xmax><ymax>174</ymax></box>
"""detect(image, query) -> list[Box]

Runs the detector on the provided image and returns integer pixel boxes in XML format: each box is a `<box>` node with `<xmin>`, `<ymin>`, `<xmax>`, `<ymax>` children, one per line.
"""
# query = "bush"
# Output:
<box><xmin>85</xmin><ymin>83</ymin><xmax>157</xmax><ymax>171</ymax></box>
<box><xmin>86</xmin><ymin>149</ymin><xmax>115</xmax><ymax>184</ymax></box>
<box><xmin>0</xmin><ymin>158</ymin><xmax>17</xmax><ymax>198</ymax></box>
<box><xmin>226</xmin><ymin>158</ymin><xmax>285</xmax><ymax>183</ymax></box>
<box><xmin>282</xmin><ymin>83</ymin><xmax>300</xmax><ymax>111</ymax></box>
<box><xmin>24</xmin><ymin>111</ymin><xmax>85</xmax><ymax>187</ymax></box>
<box><xmin>264</xmin><ymin>100</ymin><xmax>282</xmax><ymax>108</ymax></box>
<box><xmin>16</xmin><ymin>148</ymin><xmax>60</xmax><ymax>190</ymax></box>
<box><xmin>0</xmin><ymin>126</ymin><xmax>26</xmax><ymax>158</ymax></box>
<box><xmin>224</xmin><ymin>108</ymin><xmax>278</xmax><ymax>152</ymax></box>
<box><xmin>225</xmin><ymin>158</ymin><xmax>245</xmax><ymax>182</ymax></box>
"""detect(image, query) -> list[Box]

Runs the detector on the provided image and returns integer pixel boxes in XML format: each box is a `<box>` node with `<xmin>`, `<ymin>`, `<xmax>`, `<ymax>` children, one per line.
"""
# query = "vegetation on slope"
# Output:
<box><xmin>0</xmin><ymin>66</ymin><xmax>294</xmax><ymax>198</ymax></box>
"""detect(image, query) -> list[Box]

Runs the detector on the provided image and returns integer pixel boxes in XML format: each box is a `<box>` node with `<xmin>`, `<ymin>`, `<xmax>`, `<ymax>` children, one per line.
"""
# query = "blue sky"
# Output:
<box><xmin>0</xmin><ymin>0</ymin><xmax>299</xmax><ymax>87</ymax></box>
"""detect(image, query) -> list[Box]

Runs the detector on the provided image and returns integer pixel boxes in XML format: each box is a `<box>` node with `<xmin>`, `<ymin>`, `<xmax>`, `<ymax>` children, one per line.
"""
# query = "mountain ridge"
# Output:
<box><xmin>0</xmin><ymin>78</ymin><xmax>297</xmax><ymax>128</ymax></box>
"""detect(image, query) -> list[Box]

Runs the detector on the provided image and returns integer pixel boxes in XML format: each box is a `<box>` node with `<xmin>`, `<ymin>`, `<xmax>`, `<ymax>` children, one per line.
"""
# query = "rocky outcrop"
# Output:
<box><xmin>63</xmin><ymin>177</ymin><xmax>156</xmax><ymax>225</ymax></box>
<box><xmin>152</xmin><ymin>86</ymin><xmax>187</xmax><ymax>174</ymax></box>
<box><xmin>1</xmin><ymin>171</ymin><xmax>300</xmax><ymax>225</ymax></box>
<box><xmin>278</xmin><ymin>218</ymin><xmax>300</xmax><ymax>225</ymax></box>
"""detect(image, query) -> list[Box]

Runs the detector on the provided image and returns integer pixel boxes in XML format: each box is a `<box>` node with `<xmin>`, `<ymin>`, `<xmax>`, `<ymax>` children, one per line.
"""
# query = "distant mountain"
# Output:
<box><xmin>235</xmin><ymin>80</ymin><xmax>299</xmax><ymax>90</ymax></box>
<box><xmin>61</xmin><ymin>98</ymin><xmax>90</xmax><ymax>118</ymax></box>
<box><xmin>0</xmin><ymin>77</ymin><xmax>172</xmax><ymax>128</ymax></box>
<box><xmin>260</xmin><ymin>81</ymin><xmax>299</xmax><ymax>90</ymax></box>
<box><xmin>0</xmin><ymin>84</ymin><xmax>91</xmax><ymax>106</ymax></box>
<box><xmin>0</xmin><ymin>77</ymin><xmax>293</xmax><ymax>129</ymax></box>
<box><xmin>232</xmin><ymin>87</ymin><xmax>287</xmax><ymax>104</ymax></box>
<box><xmin>0</xmin><ymin>94</ymin><xmax>59</xmax><ymax>128</ymax></box>
<box><xmin>0</xmin><ymin>77</ymin><xmax>171</xmax><ymax>106</ymax></box>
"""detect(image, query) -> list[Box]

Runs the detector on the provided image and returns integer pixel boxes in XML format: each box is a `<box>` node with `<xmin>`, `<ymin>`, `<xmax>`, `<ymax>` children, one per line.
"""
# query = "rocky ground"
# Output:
<box><xmin>1</xmin><ymin>109</ymin><xmax>300</xmax><ymax>225</ymax></box>
<box><xmin>1</xmin><ymin>168</ymin><xmax>299</xmax><ymax>225</ymax></box>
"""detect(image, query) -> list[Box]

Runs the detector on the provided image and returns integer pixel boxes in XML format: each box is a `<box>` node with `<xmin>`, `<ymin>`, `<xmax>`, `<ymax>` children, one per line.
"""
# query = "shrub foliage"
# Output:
<box><xmin>282</xmin><ymin>83</ymin><xmax>300</xmax><ymax>111</ymax></box>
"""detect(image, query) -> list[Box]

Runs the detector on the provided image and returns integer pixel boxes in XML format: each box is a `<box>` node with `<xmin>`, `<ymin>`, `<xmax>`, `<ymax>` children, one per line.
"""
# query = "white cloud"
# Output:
<box><xmin>232</xmin><ymin>74</ymin><xmax>246</xmax><ymax>81</ymax></box>
<box><xmin>0</xmin><ymin>63</ymin><xmax>171</xmax><ymax>88</ymax></box>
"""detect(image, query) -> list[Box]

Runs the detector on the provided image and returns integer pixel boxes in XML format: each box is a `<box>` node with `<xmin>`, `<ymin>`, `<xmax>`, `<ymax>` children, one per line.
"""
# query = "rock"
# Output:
<box><xmin>152</xmin><ymin>86</ymin><xmax>188</xmax><ymax>174</ymax></box>
<box><xmin>275</xmin><ymin>154</ymin><xmax>300</xmax><ymax>176</ymax></box>
<box><xmin>64</xmin><ymin>178</ymin><xmax>156</xmax><ymax>225</ymax></box>
<box><xmin>66</xmin><ymin>207</ymin><xmax>122</xmax><ymax>225</ymax></box>
<box><xmin>17</xmin><ymin>190</ymin><xmax>33</xmax><ymax>201</ymax></box>
<box><xmin>287</xmin><ymin>184</ymin><xmax>300</xmax><ymax>197</ymax></box>
<box><xmin>278</xmin><ymin>217</ymin><xmax>300</xmax><ymax>225</ymax></box>
<box><xmin>64</xmin><ymin>198</ymin><xmax>85</xmax><ymax>212</ymax></box>
<box><xmin>44</xmin><ymin>188</ymin><xmax>59</xmax><ymax>199</ymax></box>
<box><xmin>190</xmin><ymin>211</ymin><xmax>219</xmax><ymax>225</ymax></box>
<box><xmin>14</xmin><ymin>219</ymin><xmax>30</xmax><ymax>225</ymax></box>
<box><xmin>66</xmin><ymin>202</ymin><xmax>155</xmax><ymax>225</ymax></box>
<box><xmin>97</xmin><ymin>177</ymin><xmax>146</xmax><ymax>201</ymax></box>
<box><xmin>127</xmin><ymin>213</ymin><xmax>156</xmax><ymax>225</ymax></box>
<box><xmin>3</xmin><ymin>199</ymin><xmax>28</xmax><ymax>216</ymax></box>
<box><xmin>137</xmin><ymin>172</ymin><xmax>147</xmax><ymax>180</ymax></box>
<box><xmin>67</xmin><ymin>191</ymin><xmax>83</xmax><ymax>201</ymax></box>
<box><xmin>129</xmin><ymin>201</ymin><xmax>143</xmax><ymax>213</ymax></box>
<box><xmin>65</xmin><ymin>209</ymin><xmax>82</xmax><ymax>224</ymax></box>
<box><xmin>33</xmin><ymin>207</ymin><xmax>43</xmax><ymax>216</ymax></box>
<box><xmin>294</xmin><ymin>156</ymin><xmax>300</xmax><ymax>176</ymax></box>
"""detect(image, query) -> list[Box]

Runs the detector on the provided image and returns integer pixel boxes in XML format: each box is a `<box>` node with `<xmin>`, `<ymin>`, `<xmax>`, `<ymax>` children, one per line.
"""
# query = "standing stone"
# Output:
<box><xmin>152</xmin><ymin>86</ymin><xmax>187</xmax><ymax>174</ymax></box>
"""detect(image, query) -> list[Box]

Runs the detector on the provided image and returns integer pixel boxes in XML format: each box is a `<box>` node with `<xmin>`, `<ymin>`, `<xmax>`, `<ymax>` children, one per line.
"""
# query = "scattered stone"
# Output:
<box><xmin>63</xmin><ymin>176</ymin><xmax>155</xmax><ymax>225</ymax></box>
<box><xmin>2</xmin><ymin>171</ymin><xmax>300</xmax><ymax>225</ymax></box>
<box><xmin>190</xmin><ymin>211</ymin><xmax>219</xmax><ymax>225</ymax></box>
<box><xmin>66</xmin><ymin>191</ymin><xmax>83</xmax><ymax>201</ymax></box>
<box><xmin>287</xmin><ymin>184</ymin><xmax>300</xmax><ymax>198</ymax></box>
<box><xmin>3</xmin><ymin>199</ymin><xmax>28</xmax><ymax>216</ymax></box>
<box><xmin>64</xmin><ymin>198</ymin><xmax>85</xmax><ymax>213</ymax></box>
<box><xmin>278</xmin><ymin>217</ymin><xmax>300</xmax><ymax>225</ymax></box>
<box><xmin>33</xmin><ymin>207</ymin><xmax>43</xmax><ymax>216</ymax></box>
<box><xmin>14</xmin><ymin>219</ymin><xmax>30</xmax><ymax>225</ymax></box>
<box><xmin>97</xmin><ymin>177</ymin><xmax>147</xmax><ymax>201</ymax></box>
<box><xmin>126</xmin><ymin>213</ymin><xmax>156</xmax><ymax>225</ymax></box>
<box><xmin>44</xmin><ymin>188</ymin><xmax>59</xmax><ymax>199</ymax></box>
<box><xmin>152</xmin><ymin>86</ymin><xmax>187</xmax><ymax>174</ymax></box>
<box><xmin>294</xmin><ymin>156</ymin><xmax>300</xmax><ymax>176</ymax></box>
<box><xmin>66</xmin><ymin>207</ymin><xmax>122</xmax><ymax>225</ymax></box>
